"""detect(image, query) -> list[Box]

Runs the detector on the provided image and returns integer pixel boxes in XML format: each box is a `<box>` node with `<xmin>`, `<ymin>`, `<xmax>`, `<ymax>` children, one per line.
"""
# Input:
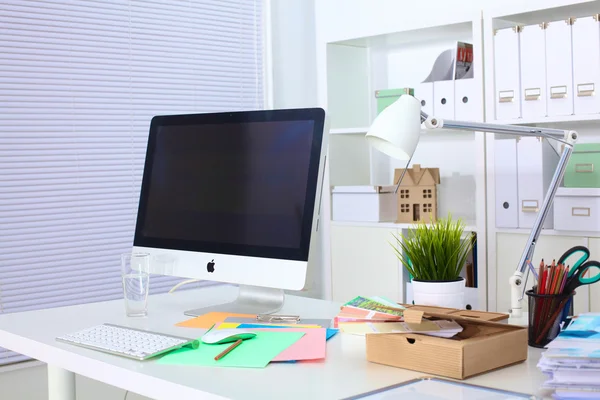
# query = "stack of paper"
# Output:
<box><xmin>335</xmin><ymin>296</ymin><xmax>408</xmax><ymax>334</ymax></box>
<box><xmin>538</xmin><ymin>313</ymin><xmax>600</xmax><ymax>399</ymax></box>
<box><xmin>341</xmin><ymin>318</ymin><xmax>463</xmax><ymax>338</ymax></box>
<box><xmin>166</xmin><ymin>312</ymin><xmax>339</xmax><ymax>368</ymax></box>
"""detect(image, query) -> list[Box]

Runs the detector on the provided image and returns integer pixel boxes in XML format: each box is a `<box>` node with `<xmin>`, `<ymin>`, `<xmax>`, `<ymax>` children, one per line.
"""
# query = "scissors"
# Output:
<box><xmin>557</xmin><ymin>246</ymin><xmax>600</xmax><ymax>294</ymax></box>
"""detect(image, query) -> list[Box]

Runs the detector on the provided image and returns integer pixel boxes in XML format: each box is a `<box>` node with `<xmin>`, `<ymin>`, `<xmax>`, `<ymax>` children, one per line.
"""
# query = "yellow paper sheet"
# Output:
<box><xmin>216</xmin><ymin>322</ymin><xmax>320</xmax><ymax>329</ymax></box>
<box><xmin>338</xmin><ymin>323</ymin><xmax>374</xmax><ymax>335</ymax></box>
<box><xmin>175</xmin><ymin>312</ymin><xmax>255</xmax><ymax>329</ymax></box>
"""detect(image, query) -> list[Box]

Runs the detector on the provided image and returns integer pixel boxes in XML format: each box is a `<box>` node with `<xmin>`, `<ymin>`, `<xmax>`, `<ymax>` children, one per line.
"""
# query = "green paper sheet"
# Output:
<box><xmin>156</xmin><ymin>331</ymin><xmax>305</xmax><ymax>368</ymax></box>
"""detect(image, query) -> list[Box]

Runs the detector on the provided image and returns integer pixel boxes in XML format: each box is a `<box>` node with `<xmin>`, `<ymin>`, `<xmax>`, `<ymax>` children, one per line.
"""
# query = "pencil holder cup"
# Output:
<box><xmin>526</xmin><ymin>289</ymin><xmax>575</xmax><ymax>348</ymax></box>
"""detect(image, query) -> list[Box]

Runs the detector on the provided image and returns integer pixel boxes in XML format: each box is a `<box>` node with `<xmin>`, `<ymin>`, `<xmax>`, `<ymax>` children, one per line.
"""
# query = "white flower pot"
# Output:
<box><xmin>411</xmin><ymin>278</ymin><xmax>466</xmax><ymax>309</ymax></box>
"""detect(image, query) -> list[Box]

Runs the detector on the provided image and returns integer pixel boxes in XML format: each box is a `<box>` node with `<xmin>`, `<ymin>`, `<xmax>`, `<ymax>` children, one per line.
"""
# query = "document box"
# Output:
<box><xmin>366</xmin><ymin>310</ymin><xmax>527</xmax><ymax>380</ymax></box>
<box><xmin>331</xmin><ymin>186</ymin><xmax>397</xmax><ymax>222</ymax></box>
<box><xmin>564</xmin><ymin>143</ymin><xmax>600</xmax><ymax>188</ymax></box>
<box><xmin>375</xmin><ymin>88</ymin><xmax>414</xmax><ymax>115</ymax></box>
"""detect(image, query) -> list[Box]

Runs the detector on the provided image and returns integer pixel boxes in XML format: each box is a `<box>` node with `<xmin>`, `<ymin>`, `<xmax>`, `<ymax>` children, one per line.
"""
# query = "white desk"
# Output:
<box><xmin>0</xmin><ymin>286</ymin><xmax>546</xmax><ymax>400</ymax></box>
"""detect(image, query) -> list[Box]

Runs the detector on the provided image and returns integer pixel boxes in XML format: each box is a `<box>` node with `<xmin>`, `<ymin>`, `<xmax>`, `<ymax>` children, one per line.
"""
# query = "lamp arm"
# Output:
<box><xmin>424</xmin><ymin>113</ymin><xmax>578</xmax><ymax>317</ymax></box>
<box><xmin>421</xmin><ymin>111</ymin><xmax>572</xmax><ymax>144</ymax></box>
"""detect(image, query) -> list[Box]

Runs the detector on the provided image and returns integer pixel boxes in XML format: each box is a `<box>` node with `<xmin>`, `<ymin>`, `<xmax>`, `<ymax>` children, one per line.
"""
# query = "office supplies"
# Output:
<box><xmin>366</xmin><ymin>310</ymin><xmax>528</xmax><ymax>380</ymax></box>
<box><xmin>546</xmin><ymin>18</ymin><xmax>574</xmax><ymax>117</ymax></box>
<box><xmin>176</xmin><ymin>312</ymin><xmax>256</xmax><ymax>329</ymax></box>
<box><xmin>201</xmin><ymin>329</ymin><xmax>256</xmax><ymax>344</ymax></box>
<box><xmin>554</xmin><ymin>187</ymin><xmax>600</xmax><ymax>231</ymax></box>
<box><xmin>341</xmin><ymin>319</ymin><xmax>463</xmax><ymax>338</ymax></box>
<box><xmin>342</xmin><ymin>296</ymin><xmax>405</xmax><ymax>316</ymax></box>
<box><xmin>157</xmin><ymin>330</ymin><xmax>305</xmax><ymax>368</ymax></box>
<box><xmin>366</xmin><ymin>93</ymin><xmax>579</xmax><ymax>318</ymax></box>
<box><xmin>265</xmin><ymin>328</ymin><xmax>326</xmax><ymax>362</ymax></box>
<box><xmin>214</xmin><ymin>339</ymin><xmax>242</xmax><ymax>361</ymax></box>
<box><xmin>558</xmin><ymin>246</ymin><xmax>590</xmax><ymax>272</ymax></box>
<box><xmin>229</xmin><ymin>323</ymin><xmax>339</xmax><ymax>341</ymax></box>
<box><xmin>516</xmin><ymin>137</ymin><xmax>558</xmax><ymax>229</ymax></box>
<box><xmin>218</xmin><ymin>322</ymin><xmax>320</xmax><ymax>330</ymax></box>
<box><xmin>341</xmin><ymin>377</ymin><xmax>533</xmax><ymax>400</ymax></box>
<box><xmin>56</xmin><ymin>324</ymin><xmax>199</xmax><ymax>361</ymax></box>
<box><xmin>563</xmin><ymin>261</ymin><xmax>600</xmax><ymax>294</ymax></box>
<box><xmin>224</xmin><ymin>316</ymin><xmax>332</xmax><ymax>328</ymax></box>
<box><xmin>455</xmin><ymin>78</ymin><xmax>479</xmax><ymax>121</ymax></box>
<box><xmin>131</xmin><ymin>108</ymin><xmax>326</xmax><ymax>317</ymax></box>
<box><xmin>494</xmin><ymin>26</ymin><xmax>521</xmax><ymax>120</ymax></box>
<box><xmin>494</xmin><ymin>138</ymin><xmax>519</xmax><ymax>228</ymax></box>
<box><xmin>256</xmin><ymin>314</ymin><xmax>300</xmax><ymax>323</ymax></box>
<box><xmin>527</xmin><ymin>289</ymin><xmax>574</xmax><ymax>347</ymax></box>
<box><xmin>520</xmin><ymin>23</ymin><xmax>547</xmax><ymax>120</ymax></box>
<box><xmin>563</xmin><ymin>144</ymin><xmax>600</xmax><ymax>188</ymax></box>
<box><xmin>572</xmin><ymin>16</ymin><xmax>600</xmax><ymax>115</ymax></box>
<box><xmin>539</xmin><ymin>313</ymin><xmax>600</xmax><ymax>398</ymax></box>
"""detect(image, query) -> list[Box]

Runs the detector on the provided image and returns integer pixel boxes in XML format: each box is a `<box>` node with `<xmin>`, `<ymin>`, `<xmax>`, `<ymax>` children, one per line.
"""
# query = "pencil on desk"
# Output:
<box><xmin>214</xmin><ymin>339</ymin><xmax>242</xmax><ymax>361</ymax></box>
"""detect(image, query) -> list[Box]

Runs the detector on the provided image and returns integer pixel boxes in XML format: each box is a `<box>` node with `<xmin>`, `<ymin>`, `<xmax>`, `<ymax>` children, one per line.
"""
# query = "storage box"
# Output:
<box><xmin>398</xmin><ymin>304</ymin><xmax>509</xmax><ymax>323</ymax></box>
<box><xmin>554</xmin><ymin>187</ymin><xmax>600</xmax><ymax>232</ymax></box>
<box><xmin>366</xmin><ymin>310</ymin><xmax>527</xmax><ymax>380</ymax></box>
<box><xmin>375</xmin><ymin>88</ymin><xmax>415</xmax><ymax>115</ymax></box>
<box><xmin>564</xmin><ymin>144</ymin><xmax>600</xmax><ymax>188</ymax></box>
<box><xmin>331</xmin><ymin>186</ymin><xmax>397</xmax><ymax>222</ymax></box>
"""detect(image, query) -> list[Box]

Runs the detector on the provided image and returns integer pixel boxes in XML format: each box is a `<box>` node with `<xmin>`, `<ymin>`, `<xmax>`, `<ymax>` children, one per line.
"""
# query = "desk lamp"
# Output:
<box><xmin>366</xmin><ymin>93</ymin><xmax>578</xmax><ymax>317</ymax></box>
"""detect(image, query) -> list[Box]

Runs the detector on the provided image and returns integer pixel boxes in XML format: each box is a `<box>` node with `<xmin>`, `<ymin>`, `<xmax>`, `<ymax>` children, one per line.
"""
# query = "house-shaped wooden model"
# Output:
<box><xmin>393</xmin><ymin>164</ymin><xmax>440</xmax><ymax>223</ymax></box>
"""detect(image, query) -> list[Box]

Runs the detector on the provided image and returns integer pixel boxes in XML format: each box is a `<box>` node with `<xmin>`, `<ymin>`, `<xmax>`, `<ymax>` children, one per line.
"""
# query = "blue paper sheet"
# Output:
<box><xmin>236</xmin><ymin>323</ymin><xmax>338</xmax><ymax>341</ymax></box>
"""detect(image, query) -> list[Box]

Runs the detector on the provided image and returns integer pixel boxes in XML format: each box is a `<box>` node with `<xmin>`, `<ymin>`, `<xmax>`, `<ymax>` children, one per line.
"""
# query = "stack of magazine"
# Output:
<box><xmin>335</xmin><ymin>296</ymin><xmax>463</xmax><ymax>338</ymax></box>
<box><xmin>538</xmin><ymin>313</ymin><xmax>600</xmax><ymax>399</ymax></box>
<box><xmin>334</xmin><ymin>296</ymin><xmax>405</xmax><ymax>328</ymax></box>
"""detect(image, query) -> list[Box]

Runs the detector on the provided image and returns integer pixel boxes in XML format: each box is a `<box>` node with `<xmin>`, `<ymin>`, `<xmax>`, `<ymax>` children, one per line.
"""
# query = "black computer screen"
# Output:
<box><xmin>133</xmin><ymin>109</ymin><xmax>325</xmax><ymax>261</ymax></box>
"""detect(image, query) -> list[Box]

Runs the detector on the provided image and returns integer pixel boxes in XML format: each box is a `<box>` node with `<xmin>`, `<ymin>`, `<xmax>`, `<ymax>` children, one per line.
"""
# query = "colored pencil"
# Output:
<box><xmin>559</xmin><ymin>266</ymin><xmax>570</xmax><ymax>294</ymax></box>
<box><xmin>538</xmin><ymin>260</ymin><xmax>544</xmax><ymax>294</ymax></box>
<box><xmin>214</xmin><ymin>339</ymin><xmax>243</xmax><ymax>361</ymax></box>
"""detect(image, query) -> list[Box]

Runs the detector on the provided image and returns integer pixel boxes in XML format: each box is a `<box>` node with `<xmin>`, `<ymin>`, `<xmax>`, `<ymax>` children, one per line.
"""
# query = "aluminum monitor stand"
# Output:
<box><xmin>184</xmin><ymin>285</ymin><xmax>284</xmax><ymax>317</ymax></box>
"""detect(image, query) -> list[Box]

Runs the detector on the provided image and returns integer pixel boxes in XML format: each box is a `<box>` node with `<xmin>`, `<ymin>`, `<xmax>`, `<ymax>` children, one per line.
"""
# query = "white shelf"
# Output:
<box><xmin>330</xmin><ymin>127</ymin><xmax>369</xmax><ymax>135</ymax></box>
<box><xmin>556</xmin><ymin>187</ymin><xmax>600</xmax><ymax>196</ymax></box>
<box><xmin>331</xmin><ymin>220</ymin><xmax>478</xmax><ymax>232</ymax></box>
<box><xmin>492</xmin><ymin>114</ymin><xmax>600</xmax><ymax>126</ymax></box>
<box><xmin>489</xmin><ymin>0</ymin><xmax>600</xmax><ymax>23</ymax></box>
<box><xmin>495</xmin><ymin>227</ymin><xmax>600</xmax><ymax>238</ymax></box>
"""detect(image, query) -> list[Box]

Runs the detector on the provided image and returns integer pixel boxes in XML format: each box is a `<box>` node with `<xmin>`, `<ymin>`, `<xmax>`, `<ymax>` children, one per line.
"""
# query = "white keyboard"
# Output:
<box><xmin>56</xmin><ymin>323</ymin><xmax>199</xmax><ymax>360</ymax></box>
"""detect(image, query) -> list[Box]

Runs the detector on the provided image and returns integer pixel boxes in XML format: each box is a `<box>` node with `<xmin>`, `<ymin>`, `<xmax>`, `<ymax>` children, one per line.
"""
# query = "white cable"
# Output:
<box><xmin>168</xmin><ymin>279</ymin><xmax>201</xmax><ymax>294</ymax></box>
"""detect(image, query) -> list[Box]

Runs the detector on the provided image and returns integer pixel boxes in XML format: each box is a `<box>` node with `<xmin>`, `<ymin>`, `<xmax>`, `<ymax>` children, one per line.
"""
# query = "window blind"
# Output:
<box><xmin>0</xmin><ymin>0</ymin><xmax>264</xmax><ymax>365</ymax></box>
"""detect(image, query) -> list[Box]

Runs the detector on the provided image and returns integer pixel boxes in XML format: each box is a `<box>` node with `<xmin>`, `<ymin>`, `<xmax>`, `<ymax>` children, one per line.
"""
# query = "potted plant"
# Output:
<box><xmin>391</xmin><ymin>214</ymin><xmax>475</xmax><ymax>309</ymax></box>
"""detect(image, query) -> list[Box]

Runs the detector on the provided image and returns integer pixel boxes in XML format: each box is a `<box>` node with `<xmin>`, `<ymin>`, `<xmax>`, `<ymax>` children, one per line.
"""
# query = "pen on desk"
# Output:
<box><xmin>214</xmin><ymin>339</ymin><xmax>242</xmax><ymax>361</ymax></box>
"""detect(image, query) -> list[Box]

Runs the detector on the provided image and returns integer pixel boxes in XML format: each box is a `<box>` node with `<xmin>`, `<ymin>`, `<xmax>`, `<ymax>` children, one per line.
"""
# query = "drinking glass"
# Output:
<box><xmin>121</xmin><ymin>252</ymin><xmax>150</xmax><ymax>317</ymax></box>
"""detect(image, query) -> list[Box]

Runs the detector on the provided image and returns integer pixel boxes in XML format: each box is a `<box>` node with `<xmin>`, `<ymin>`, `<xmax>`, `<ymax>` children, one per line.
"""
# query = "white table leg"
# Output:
<box><xmin>47</xmin><ymin>365</ymin><xmax>76</xmax><ymax>400</ymax></box>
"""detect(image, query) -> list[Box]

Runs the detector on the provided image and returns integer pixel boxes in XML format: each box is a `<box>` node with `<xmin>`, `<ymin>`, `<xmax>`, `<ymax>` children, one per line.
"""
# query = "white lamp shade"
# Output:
<box><xmin>366</xmin><ymin>94</ymin><xmax>422</xmax><ymax>160</ymax></box>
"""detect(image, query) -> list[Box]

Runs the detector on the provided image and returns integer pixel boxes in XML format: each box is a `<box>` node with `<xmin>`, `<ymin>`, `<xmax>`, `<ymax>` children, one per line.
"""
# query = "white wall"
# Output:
<box><xmin>270</xmin><ymin>0</ymin><xmax>324</xmax><ymax>300</ymax></box>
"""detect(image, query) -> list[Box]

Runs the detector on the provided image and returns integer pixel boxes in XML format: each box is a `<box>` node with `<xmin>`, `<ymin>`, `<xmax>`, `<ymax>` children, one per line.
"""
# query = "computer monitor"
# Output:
<box><xmin>132</xmin><ymin>108</ymin><xmax>327</xmax><ymax>316</ymax></box>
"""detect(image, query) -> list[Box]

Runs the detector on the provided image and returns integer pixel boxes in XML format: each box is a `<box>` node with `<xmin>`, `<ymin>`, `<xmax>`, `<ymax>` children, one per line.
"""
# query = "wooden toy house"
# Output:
<box><xmin>393</xmin><ymin>164</ymin><xmax>440</xmax><ymax>223</ymax></box>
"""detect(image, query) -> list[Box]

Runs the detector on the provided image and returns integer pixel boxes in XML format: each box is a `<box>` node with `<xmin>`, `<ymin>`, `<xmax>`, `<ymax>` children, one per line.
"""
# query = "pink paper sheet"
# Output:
<box><xmin>254</xmin><ymin>328</ymin><xmax>326</xmax><ymax>361</ymax></box>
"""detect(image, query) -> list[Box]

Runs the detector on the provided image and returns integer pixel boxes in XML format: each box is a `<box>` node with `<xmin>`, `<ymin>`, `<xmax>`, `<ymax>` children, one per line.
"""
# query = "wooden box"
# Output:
<box><xmin>366</xmin><ymin>310</ymin><xmax>527</xmax><ymax>380</ymax></box>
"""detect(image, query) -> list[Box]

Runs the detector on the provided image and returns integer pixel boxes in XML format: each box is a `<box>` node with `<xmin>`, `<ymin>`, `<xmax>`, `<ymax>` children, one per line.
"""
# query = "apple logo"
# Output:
<box><xmin>206</xmin><ymin>259</ymin><xmax>215</xmax><ymax>273</ymax></box>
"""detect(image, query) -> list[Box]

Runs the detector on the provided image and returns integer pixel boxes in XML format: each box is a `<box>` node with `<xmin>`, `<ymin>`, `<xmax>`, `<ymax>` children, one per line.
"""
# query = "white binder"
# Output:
<box><xmin>494</xmin><ymin>27</ymin><xmax>521</xmax><ymax>121</ymax></box>
<box><xmin>494</xmin><ymin>138</ymin><xmax>519</xmax><ymax>228</ymax></box>
<box><xmin>455</xmin><ymin>78</ymin><xmax>479</xmax><ymax>121</ymax></box>
<box><xmin>572</xmin><ymin>16</ymin><xmax>600</xmax><ymax>115</ymax></box>
<box><xmin>516</xmin><ymin>137</ymin><xmax>559</xmax><ymax>229</ymax></box>
<box><xmin>414</xmin><ymin>82</ymin><xmax>434</xmax><ymax>118</ymax></box>
<box><xmin>433</xmin><ymin>80</ymin><xmax>455</xmax><ymax>120</ymax></box>
<box><xmin>546</xmin><ymin>19</ymin><xmax>574</xmax><ymax>117</ymax></box>
<box><xmin>520</xmin><ymin>24</ymin><xmax>547</xmax><ymax>119</ymax></box>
